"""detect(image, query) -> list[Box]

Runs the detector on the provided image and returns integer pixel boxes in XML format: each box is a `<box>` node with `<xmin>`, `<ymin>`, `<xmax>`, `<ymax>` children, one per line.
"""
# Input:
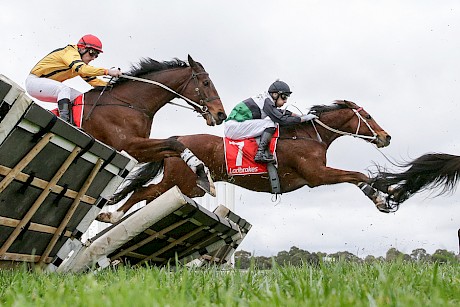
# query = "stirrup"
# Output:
<box><xmin>254</xmin><ymin>152</ymin><xmax>275</xmax><ymax>163</ymax></box>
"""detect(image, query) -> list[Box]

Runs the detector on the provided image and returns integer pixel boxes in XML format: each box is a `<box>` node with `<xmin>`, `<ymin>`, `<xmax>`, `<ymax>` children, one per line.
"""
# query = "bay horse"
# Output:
<box><xmin>98</xmin><ymin>100</ymin><xmax>392</xmax><ymax>223</ymax></box>
<box><xmin>80</xmin><ymin>55</ymin><xmax>226</xmax><ymax>193</ymax></box>
<box><xmin>371</xmin><ymin>153</ymin><xmax>460</xmax><ymax>210</ymax></box>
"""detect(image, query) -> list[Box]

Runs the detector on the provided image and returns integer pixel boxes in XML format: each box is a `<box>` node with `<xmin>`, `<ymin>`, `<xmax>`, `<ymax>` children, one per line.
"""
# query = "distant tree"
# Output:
<box><xmin>235</xmin><ymin>245</ymin><xmax>460</xmax><ymax>269</ymax></box>
<box><xmin>234</xmin><ymin>250</ymin><xmax>251</xmax><ymax>269</ymax></box>
<box><xmin>307</xmin><ymin>252</ymin><xmax>320</xmax><ymax>266</ymax></box>
<box><xmin>274</xmin><ymin>246</ymin><xmax>320</xmax><ymax>266</ymax></box>
<box><xmin>275</xmin><ymin>250</ymin><xmax>290</xmax><ymax>266</ymax></box>
<box><xmin>364</xmin><ymin>255</ymin><xmax>376</xmax><ymax>263</ymax></box>
<box><xmin>316</xmin><ymin>252</ymin><xmax>327</xmax><ymax>260</ymax></box>
<box><xmin>410</xmin><ymin>248</ymin><xmax>430</xmax><ymax>262</ymax></box>
<box><xmin>386</xmin><ymin>248</ymin><xmax>410</xmax><ymax>262</ymax></box>
<box><xmin>431</xmin><ymin>249</ymin><xmax>458</xmax><ymax>264</ymax></box>
<box><xmin>288</xmin><ymin>246</ymin><xmax>304</xmax><ymax>266</ymax></box>
<box><xmin>254</xmin><ymin>256</ymin><xmax>272</xmax><ymax>269</ymax></box>
<box><xmin>328</xmin><ymin>251</ymin><xmax>362</xmax><ymax>263</ymax></box>
<box><xmin>288</xmin><ymin>246</ymin><xmax>314</xmax><ymax>266</ymax></box>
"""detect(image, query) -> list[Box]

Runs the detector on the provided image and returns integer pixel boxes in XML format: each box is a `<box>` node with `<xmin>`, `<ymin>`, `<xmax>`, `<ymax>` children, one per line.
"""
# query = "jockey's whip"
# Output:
<box><xmin>85</xmin><ymin>75</ymin><xmax>115</xmax><ymax>121</ymax></box>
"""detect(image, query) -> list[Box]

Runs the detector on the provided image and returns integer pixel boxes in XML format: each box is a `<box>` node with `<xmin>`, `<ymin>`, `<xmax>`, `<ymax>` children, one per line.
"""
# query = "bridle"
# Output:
<box><xmin>312</xmin><ymin>107</ymin><xmax>378</xmax><ymax>142</ymax></box>
<box><xmin>176</xmin><ymin>70</ymin><xmax>220</xmax><ymax>110</ymax></box>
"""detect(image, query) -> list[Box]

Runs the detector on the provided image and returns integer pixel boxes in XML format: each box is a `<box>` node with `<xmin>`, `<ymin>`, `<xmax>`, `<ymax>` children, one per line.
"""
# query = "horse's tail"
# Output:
<box><xmin>110</xmin><ymin>161</ymin><xmax>164</xmax><ymax>204</ymax></box>
<box><xmin>371</xmin><ymin>153</ymin><xmax>460</xmax><ymax>205</ymax></box>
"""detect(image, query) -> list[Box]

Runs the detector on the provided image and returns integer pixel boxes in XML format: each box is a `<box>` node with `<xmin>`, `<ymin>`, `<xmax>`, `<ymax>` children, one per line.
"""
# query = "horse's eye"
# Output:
<box><xmin>203</xmin><ymin>80</ymin><xmax>210</xmax><ymax>87</ymax></box>
<box><xmin>365</xmin><ymin>114</ymin><xmax>372</xmax><ymax>120</ymax></box>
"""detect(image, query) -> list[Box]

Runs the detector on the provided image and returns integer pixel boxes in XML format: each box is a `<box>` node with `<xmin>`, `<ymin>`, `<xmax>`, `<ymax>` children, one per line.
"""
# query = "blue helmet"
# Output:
<box><xmin>268</xmin><ymin>80</ymin><xmax>291</xmax><ymax>95</ymax></box>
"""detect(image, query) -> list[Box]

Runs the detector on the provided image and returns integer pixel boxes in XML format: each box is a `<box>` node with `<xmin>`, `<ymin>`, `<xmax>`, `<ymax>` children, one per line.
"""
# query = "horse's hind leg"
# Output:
<box><xmin>297</xmin><ymin>163</ymin><xmax>393</xmax><ymax>213</ymax></box>
<box><xmin>356</xmin><ymin>182</ymin><xmax>393</xmax><ymax>213</ymax></box>
<box><xmin>96</xmin><ymin>183</ymin><xmax>172</xmax><ymax>224</ymax></box>
<box><xmin>97</xmin><ymin>159</ymin><xmax>206</xmax><ymax>223</ymax></box>
<box><xmin>115</xmin><ymin>175</ymin><xmax>205</xmax><ymax>218</ymax></box>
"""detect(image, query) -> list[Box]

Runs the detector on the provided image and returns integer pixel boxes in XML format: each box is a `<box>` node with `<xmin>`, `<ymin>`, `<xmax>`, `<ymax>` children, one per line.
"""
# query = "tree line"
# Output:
<box><xmin>234</xmin><ymin>246</ymin><xmax>459</xmax><ymax>269</ymax></box>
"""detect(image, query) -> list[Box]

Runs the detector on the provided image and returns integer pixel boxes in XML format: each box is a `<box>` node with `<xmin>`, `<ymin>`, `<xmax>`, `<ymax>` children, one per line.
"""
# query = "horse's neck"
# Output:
<box><xmin>117</xmin><ymin>68</ymin><xmax>191</xmax><ymax>113</ymax></box>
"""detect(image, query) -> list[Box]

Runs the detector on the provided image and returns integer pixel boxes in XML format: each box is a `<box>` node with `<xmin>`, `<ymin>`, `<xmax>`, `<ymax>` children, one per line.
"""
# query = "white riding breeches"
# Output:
<box><xmin>25</xmin><ymin>74</ymin><xmax>82</xmax><ymax>102</ymax></box>
<box><xmin>224</xmin><ymin>117</ymin><xmax>276</xmax><ymax>140</ymax></box>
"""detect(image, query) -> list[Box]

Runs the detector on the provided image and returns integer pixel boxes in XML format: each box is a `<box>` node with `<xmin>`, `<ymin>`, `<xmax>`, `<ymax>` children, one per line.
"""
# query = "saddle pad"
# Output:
<box><xmin>224</xmin><ymin>129</ymin><xmax>279</xmax><ymax>175</ymax></box>
<box><xmin>51</xmin><ymin>95</ymin><xmax>84</xmax><ymax>127</ymax></box>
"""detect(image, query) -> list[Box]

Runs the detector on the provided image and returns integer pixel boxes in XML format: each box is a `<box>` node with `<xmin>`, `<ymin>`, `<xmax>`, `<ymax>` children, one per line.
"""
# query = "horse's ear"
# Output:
<box><xmin>188</xmin><ymin>54</ymin><xmax>198</xmax><ymax>69</ymax></box>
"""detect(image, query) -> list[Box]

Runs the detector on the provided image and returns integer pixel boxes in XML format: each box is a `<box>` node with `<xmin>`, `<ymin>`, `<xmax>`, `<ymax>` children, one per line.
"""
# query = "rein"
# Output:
<box><xmin>84</xmin><ymin>77</ymin><xmax>114</xmax><ymax>120</ymax></box>
<box><xmin>119</xmin><ymin>72</ymin><xmax>218</xmax><ymax>115</ymax></box>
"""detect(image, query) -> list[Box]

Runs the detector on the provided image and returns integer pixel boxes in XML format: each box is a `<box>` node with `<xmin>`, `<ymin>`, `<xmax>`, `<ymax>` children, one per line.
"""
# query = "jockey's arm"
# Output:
<box><xmin>62</xmin><ymin>48</ymin><xmax>108</xmax><ymax>86</ymax></box>
<box><xmin>263</xmin><ymin>100</ymin><xmax>301</xmax><ymax>126</ymax></box>
<box><xmin>62</xmin><ymin>48</ymin><xmax>105</xmax><ymax>75</ymax></box>
<box><xmin>82</xmin><ymin>76</ymin><xmax>108</xmax><ymax>87</ymax></box>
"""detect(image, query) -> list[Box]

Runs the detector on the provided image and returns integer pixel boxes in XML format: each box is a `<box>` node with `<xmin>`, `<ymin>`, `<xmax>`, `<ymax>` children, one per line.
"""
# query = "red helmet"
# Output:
<box><xmin>77</xmin><ymin>34</ymin><xmax>103</xmax><ymax>53</ymax></box>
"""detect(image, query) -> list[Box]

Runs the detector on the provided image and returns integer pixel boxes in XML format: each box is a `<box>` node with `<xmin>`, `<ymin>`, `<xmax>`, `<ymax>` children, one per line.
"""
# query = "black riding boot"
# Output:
<box><xmin>254</xmin><ymin>128</ymin><xmax>275</xmax><ymax>163</ymax></box>
<box><xmin>57</xmin><ymin>98</ymin><xmax>71</xmax><ymax>123</ymax></box>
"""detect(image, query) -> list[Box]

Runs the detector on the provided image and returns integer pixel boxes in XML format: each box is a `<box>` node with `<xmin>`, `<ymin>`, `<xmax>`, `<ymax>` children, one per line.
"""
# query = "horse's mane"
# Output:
<box><xmin>127</xmin><ymin>58</ymin><xmax>189</xmax><ymax>76</ymax></box>
<box><xmin>109</xmin><ymin>58</ymin><xmax>189</xmax><ymax>86</ymax></box>
<box><xmin>281</xmin><ymin>100</ymin><xmax>359</xmax><ymax>136</ymax></box>
<box><xmin>309</xmin><ymin>100</ymin><xmax>358</xmax><ymax>114</ymax></box>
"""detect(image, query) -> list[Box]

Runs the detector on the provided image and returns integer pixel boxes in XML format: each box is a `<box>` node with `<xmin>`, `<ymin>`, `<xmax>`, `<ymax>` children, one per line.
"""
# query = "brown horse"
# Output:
<box><xmin>97</xmin><ymin>100</ymin><xmax>392</xmax><ymax>223</ymax></box>
<box><xmin>371</xmin><ymin>153</ymin><xmax>460</xmax><ymax>210</ymax></box>
<box><xmin>80</xmin><ymin>55</ymin><xmax>226</xmax><ymax>192</ymax></box>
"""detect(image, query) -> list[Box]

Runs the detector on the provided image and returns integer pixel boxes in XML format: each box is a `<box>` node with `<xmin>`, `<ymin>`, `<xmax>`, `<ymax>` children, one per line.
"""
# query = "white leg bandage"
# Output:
<box><xmin>180</xmin><ymin>148</ymin><xmax>203</xmax><ymax>173</ymax></box>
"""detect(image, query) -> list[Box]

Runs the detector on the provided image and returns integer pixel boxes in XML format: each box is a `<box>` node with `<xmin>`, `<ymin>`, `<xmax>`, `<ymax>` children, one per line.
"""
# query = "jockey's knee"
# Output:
<box><xmin>56</xmin><ymin>84</ymin><xmax>72</xmax><ymax>101</ymax></box>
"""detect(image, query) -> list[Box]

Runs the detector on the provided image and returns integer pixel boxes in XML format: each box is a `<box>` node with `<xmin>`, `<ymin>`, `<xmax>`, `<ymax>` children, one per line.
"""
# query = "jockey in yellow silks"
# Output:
<box><xmin>25</xmin><ymin>34</ymin><xmax>122</xmax><ymax>123</ymax></box>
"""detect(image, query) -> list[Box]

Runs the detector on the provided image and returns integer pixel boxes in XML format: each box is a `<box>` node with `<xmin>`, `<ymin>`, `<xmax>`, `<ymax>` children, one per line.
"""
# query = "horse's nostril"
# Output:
<box><xmin>218</xmin><ymin>112</ymin><xmax>227</xmax><ymax>121</ymax></box>
<box><xmin>386</xmin><ymin>135</ymin><xmax>392</xmax><ymax>141</ymax></box>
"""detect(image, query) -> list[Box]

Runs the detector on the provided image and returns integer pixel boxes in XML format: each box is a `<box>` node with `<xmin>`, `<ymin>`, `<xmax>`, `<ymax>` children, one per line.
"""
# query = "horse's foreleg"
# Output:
<box><xmin>125</xmin><ymin>138</ymin><xmax>215</xmax><ymax>196</ymax></box>
<box><xmin>180</xmin><ymin>148</ymin><xmax>215</xmax><ymax>196</ymax></box>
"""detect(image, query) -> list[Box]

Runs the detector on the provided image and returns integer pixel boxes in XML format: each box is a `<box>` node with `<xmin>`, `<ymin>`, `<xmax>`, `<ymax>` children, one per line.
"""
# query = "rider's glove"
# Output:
<box><xmin>107</xmin><ymin>68</ymin><xmax>122</xmax><ymax>77</ymax></box>
<box><xmin>300</xmin><ymin>114</ymin><xmax>318</xmax><ymax>122</ymax></box>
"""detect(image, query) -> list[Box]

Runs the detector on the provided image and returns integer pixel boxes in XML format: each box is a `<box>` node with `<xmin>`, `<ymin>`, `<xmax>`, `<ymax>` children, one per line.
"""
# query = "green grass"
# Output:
<box><xmin>0</xmin><ymin>261</ymin><xmax>458</xmax><ymax>306</ymax></box>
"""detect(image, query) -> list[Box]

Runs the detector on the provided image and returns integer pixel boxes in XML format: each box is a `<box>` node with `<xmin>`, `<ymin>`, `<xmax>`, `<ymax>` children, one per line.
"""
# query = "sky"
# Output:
<box><xmin>2</xmin><ymin>0</ymin><xmax>459</xmax><ymax>258</ymax></box>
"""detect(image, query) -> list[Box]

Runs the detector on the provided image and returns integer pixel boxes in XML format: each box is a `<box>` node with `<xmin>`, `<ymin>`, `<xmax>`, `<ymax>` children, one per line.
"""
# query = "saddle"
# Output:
<box><xmin>224</xmin><ymin>130</ymin><xmax>281</xmax><ymax>194</ymax></box>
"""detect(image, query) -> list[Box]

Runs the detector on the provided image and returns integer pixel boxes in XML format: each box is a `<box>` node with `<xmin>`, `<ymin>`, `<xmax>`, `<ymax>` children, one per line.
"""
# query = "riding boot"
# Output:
<box><xmin>254</xmin><ymin>128</ymin><xmax>275</xmax><ymax>163</ymax></box>
<box><xmin>57</xmin><ymin>98</ymin><xmax>71</xmax><ymax>124</ymax></box>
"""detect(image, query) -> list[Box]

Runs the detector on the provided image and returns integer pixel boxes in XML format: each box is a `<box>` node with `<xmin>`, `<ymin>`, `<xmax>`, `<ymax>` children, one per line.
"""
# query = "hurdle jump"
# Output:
<box><xmin>0</xmin><ymin>74</ymin><xmax>137</xmax><ymax>269</ymax></box>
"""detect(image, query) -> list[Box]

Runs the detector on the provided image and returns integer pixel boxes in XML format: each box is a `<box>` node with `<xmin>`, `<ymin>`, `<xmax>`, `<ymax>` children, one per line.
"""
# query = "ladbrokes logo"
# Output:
<box><xmin>229</xmin><ymin>166</ymin><xmax>259</xmax><ymax>174</ymax></box>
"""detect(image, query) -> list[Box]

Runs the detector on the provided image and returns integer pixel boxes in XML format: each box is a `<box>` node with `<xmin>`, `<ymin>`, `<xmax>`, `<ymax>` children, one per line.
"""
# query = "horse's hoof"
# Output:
<box><xmin>196</xmin><ymin>178</ymin><xmax>216</xmax><ymax>197</ymax></box>
<box><xmin>96</xmin><ymin>211</ymin><xmax>124</xmax><ymax>224</ymax></box>
<box><xmin>376</xmin><ymin>203</ymin><xmax>391</xmax><ymax>213</ymax></box>
<box><xmin>373</xmin><ymin>193</ymin><xmax>391</xmax><ymax>213</ymax></box>
<box><xmin>196</xmin><ymin>165</ymin><xmax>216</xmax><ymax>196</ymax></box>
<box><xmin>96</xmin><ymin>212</ymin><xmax>111</xmax><ymax>223</ymax></box>
<box><xmin>387</xmin><ymin>186</ymin><xmax>399</xmax><ymax>194</ymax></box>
